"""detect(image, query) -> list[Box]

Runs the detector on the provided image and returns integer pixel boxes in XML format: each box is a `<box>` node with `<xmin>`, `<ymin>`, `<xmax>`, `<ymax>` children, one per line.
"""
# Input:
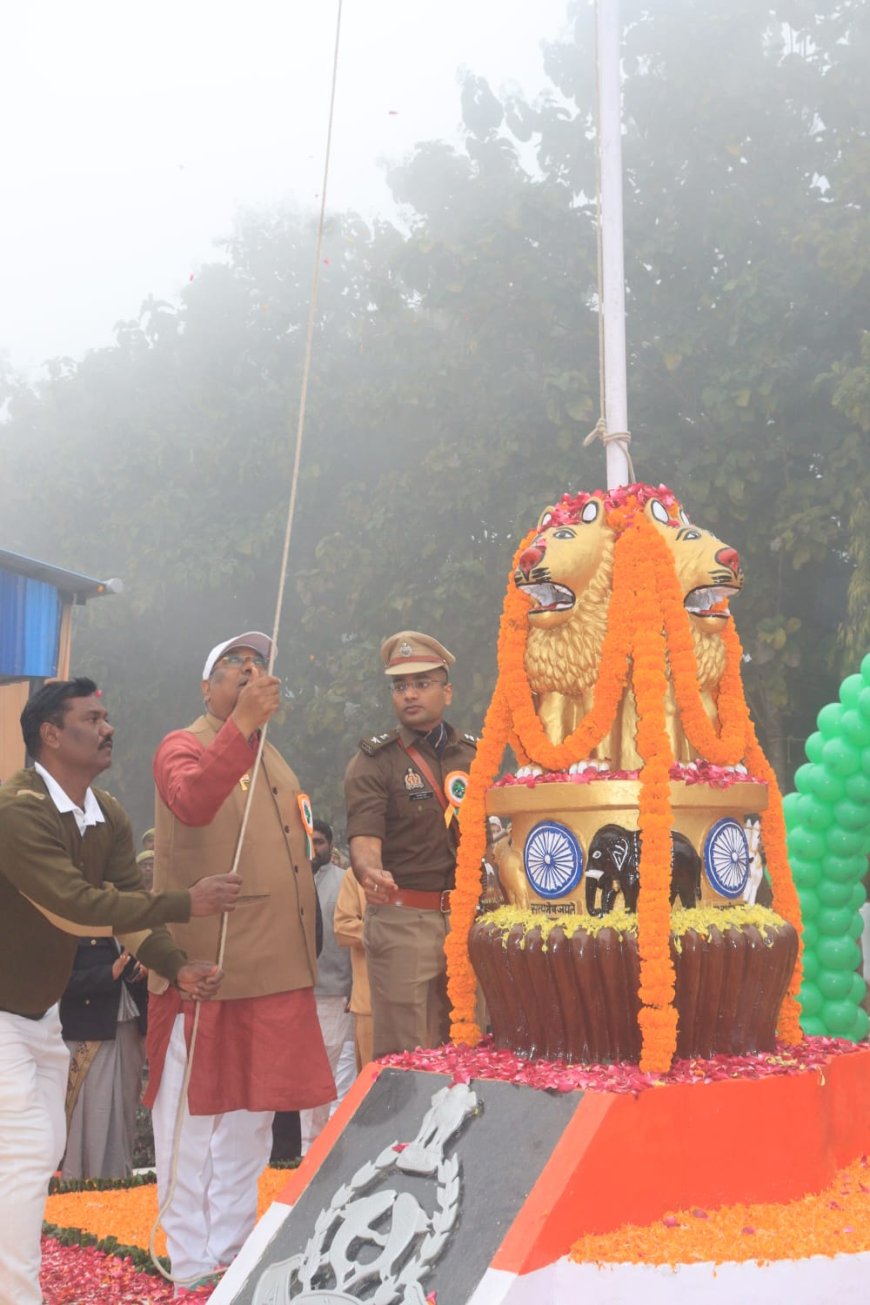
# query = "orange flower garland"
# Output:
<box><xmin>653</xmin><ymin>532</ymin><xmax>747</xmax><ymax>765</ymax></box>
<box><xmin>502</xmin><ymin>528</ymin><xmax>634</xmax><ymax>770</ymax></box>
<box><xmin>744</xmin><ymin>723</ymin><xmax>804</xmax><ymax>1041</ymax></box>
<box><xmin>623</xmin><ymin>517</ymin><xmax>679</xmax><ymax>1068</ymax></box>
<box><xmin>447</xmin><ymin>681</ymin><xmax>511</xmax><ymax>1043</ymax></box>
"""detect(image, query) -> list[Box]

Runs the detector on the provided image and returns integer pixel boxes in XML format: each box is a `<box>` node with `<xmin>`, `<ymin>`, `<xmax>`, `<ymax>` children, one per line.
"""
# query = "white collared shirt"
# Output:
<box><xmin>33</xmin><ymin>761</ymin><xmax>106</xmax><ymax>837</ymax></box>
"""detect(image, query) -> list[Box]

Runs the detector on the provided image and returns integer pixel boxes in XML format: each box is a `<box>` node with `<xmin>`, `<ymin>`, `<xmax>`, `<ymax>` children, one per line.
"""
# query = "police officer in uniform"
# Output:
<box><xmin>344</xmin><ymin>632</ymin><xmax>476</xmax><ymax>1057</ymax></box>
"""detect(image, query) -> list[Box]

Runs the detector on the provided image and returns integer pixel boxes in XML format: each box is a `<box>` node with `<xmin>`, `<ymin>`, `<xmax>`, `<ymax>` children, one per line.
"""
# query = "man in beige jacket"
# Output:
<box><xmin>147</xmin><ymin>632</ymin><xmax>333</xmax><ymax>1288</ymax></box>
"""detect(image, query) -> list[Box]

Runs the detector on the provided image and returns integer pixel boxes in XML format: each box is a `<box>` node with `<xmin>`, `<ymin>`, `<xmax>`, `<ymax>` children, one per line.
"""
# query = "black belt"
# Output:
<box><xmin>0</xmin><ymin>1006</ymin><xmax>48</xmax><ymax>1021</ymax></box>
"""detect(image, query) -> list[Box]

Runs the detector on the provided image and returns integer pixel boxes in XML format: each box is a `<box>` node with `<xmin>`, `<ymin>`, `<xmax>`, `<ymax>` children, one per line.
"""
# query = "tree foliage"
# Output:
<box><xmin>1</xmin><ymin>0</ymin><xmax>866</xmax><ymax>829</ymax></box>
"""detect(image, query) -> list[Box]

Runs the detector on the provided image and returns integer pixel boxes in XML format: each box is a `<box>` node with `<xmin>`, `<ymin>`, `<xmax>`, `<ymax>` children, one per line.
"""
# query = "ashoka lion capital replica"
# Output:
<box><xmin>445</xmin><ymin>483</ymin><xmax>803</xmax><ymax>1073</ymax></box>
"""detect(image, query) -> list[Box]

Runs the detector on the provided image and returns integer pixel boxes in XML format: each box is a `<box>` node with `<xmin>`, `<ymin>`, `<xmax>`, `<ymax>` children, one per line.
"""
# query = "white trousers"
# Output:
<box><xmin>0</xmin><ymin>1006</ymin><xmax>69</xmax><ymax>1305</ymax></box>
<box><xmin>151</xmin><ymin>1015</ymin><xmax>273</xmax><ymax>1282</ymax></box>
<box><xmin>300</xmin><ymin>994</ymin><xmax>355</xmax><ymax>1154</ymax></box>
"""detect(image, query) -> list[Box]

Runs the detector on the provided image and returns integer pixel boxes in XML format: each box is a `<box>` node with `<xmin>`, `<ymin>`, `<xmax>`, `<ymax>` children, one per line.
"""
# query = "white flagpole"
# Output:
<box><xmin>596</xmin><ymin>0</ymin><xmax>631</xmax><ymax>490</ymax></box>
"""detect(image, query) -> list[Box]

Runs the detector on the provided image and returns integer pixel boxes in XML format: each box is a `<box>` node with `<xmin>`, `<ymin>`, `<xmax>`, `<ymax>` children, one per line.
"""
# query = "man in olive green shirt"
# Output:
<box><xmin>0</xmin><ymin>677</ymin><xmax>241</xmax><ymax>1305</ymax></box>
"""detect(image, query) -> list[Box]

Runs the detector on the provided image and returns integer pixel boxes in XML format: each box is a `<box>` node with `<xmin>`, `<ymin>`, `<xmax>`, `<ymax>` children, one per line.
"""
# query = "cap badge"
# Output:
<box><xmin>399</xmin><ymin>641</ymin><xmax>413</xmax><ymax>658</ymax></box>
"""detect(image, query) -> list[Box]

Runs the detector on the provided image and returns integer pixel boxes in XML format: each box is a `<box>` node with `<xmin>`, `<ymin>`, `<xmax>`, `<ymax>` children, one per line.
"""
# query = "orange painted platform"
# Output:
<box><xmin>275</xmin><ymin>1044</ymin><xmax>870</xmax><ymax>1278</ymax></box>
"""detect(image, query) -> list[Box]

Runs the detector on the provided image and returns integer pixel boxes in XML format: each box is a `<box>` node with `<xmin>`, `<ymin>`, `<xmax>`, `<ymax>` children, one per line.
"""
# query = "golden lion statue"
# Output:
<box><xmin>514</xmin><ymin>487</ymin><xmax>743</xmax><ymax>770</ymax></box>
<box><xmin>515</xmin><ymin>494</ymin><xmax>617</xmax><ymax>764</ymax></box>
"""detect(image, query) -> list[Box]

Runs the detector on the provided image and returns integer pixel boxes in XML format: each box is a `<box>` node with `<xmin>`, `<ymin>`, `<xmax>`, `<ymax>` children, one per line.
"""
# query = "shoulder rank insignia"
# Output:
<box><xmin>16</xmin><ymin>789</ymin><xmax>45</xmax><ymax>800</ymax></box>
<box><xmin>359</xmin><ymin>731</ymin><xmax>397</xmax><ymax>757</ymax></box>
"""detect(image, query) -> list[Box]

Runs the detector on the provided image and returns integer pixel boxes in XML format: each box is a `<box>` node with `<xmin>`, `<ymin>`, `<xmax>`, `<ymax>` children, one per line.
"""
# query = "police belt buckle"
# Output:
<box><xmin>440</xmin><ymin>890</ymin><xmax>452</xmax><ymax>914</ymax></box>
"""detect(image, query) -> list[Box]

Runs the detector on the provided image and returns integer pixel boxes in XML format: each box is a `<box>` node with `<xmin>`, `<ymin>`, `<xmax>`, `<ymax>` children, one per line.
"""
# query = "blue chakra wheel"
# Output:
<box><xmin>703</xmin><ymin>818</ymin><xmax>751</xmax><ymax>898</ymax></box>
<box><xmin>523</xmin><ymin>821</ymin><xmax>583</xmax><ymax>899</ymax></box>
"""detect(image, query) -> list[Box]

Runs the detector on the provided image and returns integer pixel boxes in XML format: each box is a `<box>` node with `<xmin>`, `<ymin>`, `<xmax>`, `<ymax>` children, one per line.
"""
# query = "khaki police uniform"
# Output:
<box><xmin>344</xmin><ymin>631</ymin><xmax>476</xmax><ymax>1057</ymax></box>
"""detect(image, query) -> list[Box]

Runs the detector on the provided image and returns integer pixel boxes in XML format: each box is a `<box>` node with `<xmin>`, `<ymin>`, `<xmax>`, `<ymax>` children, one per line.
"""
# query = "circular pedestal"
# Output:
<box><xmin>470</xmin><ymin>910</ymin><xmax>798</xmax><ymax>1064</ymax></box>
<box><xmin>487</xmin><ymin>779</ymin><xmax>767</xmax><ymax>911</ymax></box>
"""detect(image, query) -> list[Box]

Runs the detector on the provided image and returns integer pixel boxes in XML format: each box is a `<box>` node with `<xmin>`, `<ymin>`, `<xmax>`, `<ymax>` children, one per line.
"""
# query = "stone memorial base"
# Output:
<box><xmin>212</xmin><ymin>1044</ymin><xmax>870</xmax><ymax>1305</ymax></box>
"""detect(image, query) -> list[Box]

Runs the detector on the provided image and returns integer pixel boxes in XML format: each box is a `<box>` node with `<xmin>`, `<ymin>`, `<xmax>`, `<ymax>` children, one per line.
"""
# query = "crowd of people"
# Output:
<box><xmin>0</xmin><ymin>625</ymin><xmax>472</xmax><ymax>1302</ymax></box>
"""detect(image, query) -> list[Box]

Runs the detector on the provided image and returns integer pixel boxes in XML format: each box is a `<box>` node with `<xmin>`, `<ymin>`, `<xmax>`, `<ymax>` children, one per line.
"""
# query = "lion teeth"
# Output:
<box><xmin>685</xmin><ymin>584</ymin><xmax>737</xmax><ymax>614</ymax></box>
<box><xmin>519</xmin><ymin>582</ymin><xmax>575</xmax><ymax>612</ymax></box>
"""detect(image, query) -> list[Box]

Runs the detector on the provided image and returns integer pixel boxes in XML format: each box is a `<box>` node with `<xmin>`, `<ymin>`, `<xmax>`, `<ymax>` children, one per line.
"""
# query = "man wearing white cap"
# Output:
<box><xmin>146</xmin><ymin>632</ymin><xmax>334</xmax><ymax>1290</ymax></box>
<box><xmin>344</xmin><ymin>631</ymin><xmax>477</xmax><ymax>1058</ymax></box>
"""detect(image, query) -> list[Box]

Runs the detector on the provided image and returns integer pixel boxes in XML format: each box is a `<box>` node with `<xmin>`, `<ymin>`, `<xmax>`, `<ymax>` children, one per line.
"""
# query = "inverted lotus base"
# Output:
<box><xmin>469</xmin><ymin>907</ymin><xmax>799</xmax><ymax>1064</ymax></box>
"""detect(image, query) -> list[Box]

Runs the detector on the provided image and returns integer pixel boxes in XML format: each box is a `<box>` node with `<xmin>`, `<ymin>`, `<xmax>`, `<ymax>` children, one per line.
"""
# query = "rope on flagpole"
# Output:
<box><xmin>149</xmin><ymin>0</ymin><xmax>346</xmax><ymax>1282</ymax></box>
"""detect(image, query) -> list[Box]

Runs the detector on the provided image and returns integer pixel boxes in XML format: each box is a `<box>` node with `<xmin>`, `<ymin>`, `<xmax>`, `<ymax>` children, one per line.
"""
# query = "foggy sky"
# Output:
<box><xmin>1</xmin><ymin>0</ymin><xmax>570</xmax><ymax>374</ymax></box>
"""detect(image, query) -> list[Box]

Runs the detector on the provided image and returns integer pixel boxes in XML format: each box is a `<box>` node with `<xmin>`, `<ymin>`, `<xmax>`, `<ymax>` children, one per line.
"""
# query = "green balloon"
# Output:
<box><xmin>817</xmin><ymin>879</ymin><xmax>853</xmax><ymax>908</ymax></box>
<box><xmin>798</xmin><ymin>982</ymin><xmax>823</xmax><ymax>1016</ymax></box>
<box><xmin>840</xmin><ymin>709</ymin><xmax>870</xmax><ymax>748</ymax></box>
<box><xmin>822</xmin><ymin>999</ymin><xmax>859</xmax><ymax>1036</ymax></box>
<box><xmin>817</xmin><ymin>702</ymin><xmax>844</xmax><ymax>737</ymax></box>
<box><xmin>849</xmin><ymin>973</ymin><xmax>867</xmax><ymax>1005</ymax></box>
<box><xmin>809</xmin><ymin>768</ymin><xmax>846</xmax><ymax>804</ymax></box>
<box><xmin>817</xmin><ymin>969</ymin><xmax>855</xmax><ymax>1001</ymax></box>
<box><xmin>804</xmin><ymin>731</ymin><xmax>825</xmax><ymax>763</ymax></box>
<box><xmin>817</xmin><ymin>937</ymin><xmax>862</xmax><ymax>970</ymax></box>
<box><xmin>849</xmin><ymin>882</ymin><xmax>867</xmax><ymax>911</ymax></box>
<box><xmin>800</xmin><ymin>1014</ymin><xmax>827</xmax><ymax>1037</ymax></box>
<box><xmin>861</xmin><ymin>652</ymin><xmax>870</xmax><ymax>683</ymax></box>
<box><xmin>858</xmin><ymin>686</ymin><xmax>870</xmax><ymax>721</ymax></box>
<box><xmin>862</xmin><ymin>745</ymin><xmax>870</xmax><ymax>776</ymax></box>
<box><xmin>790</xmin><ymin>858</ymin><xmax>821</xmax><ymax>889</ymax></box>
<box><xmin>782</xmin><ymin>791</ymin><xmax>802</xmax><ymax>822</ymax></box>
<box><xmin>853</xmin><ymin>1007</ymin><xmax>870</xmax><ymax>1041</ymax></box>
<box><xmin>844</xmin><ymin>770</ymin><xmax>870</xmax><ymax>804</ymax></box>
<box><xmin>821</xmin><ymin>737</ymin><xmax>861</xmax><ymax>777</ymax></box>
<box><xmin>833</xmin><ymin>799</ymin><xmax>870</xmax><ymax>832</ymax></box>
<box><xmin>848</xmin><ymin>914</ymin><xmax>865</xmax><ymax>940</ymax></box>
<box><xmin>817</xmin><ymin>905</ymin><xmax>854</xmax><ymax>936</ymax></box>
<box><xmin>825</xmin><ymin>825</ymin><xmax>866</xmax><ymax>857</ymax></box>
<box><xmin>793</xmin><ymin>764</ymin><xmax>816</xmax><ymax>795</ymax></box>
<box><xmin>802</xmin><ymin>921</ymin><xmax>819</xmax><ymax>949</ymax></box>
<box><xmin>801</xmin><ymin>950</ymin><xmax>819</xmax><ymax>982</ymax></box>
<box><xmin>797</xmin><ymin>795</ymin><xmax>835</xmax><ymax>830</ymax></box>
<box><xmin>788</xmin><ymin>826</ymin><xmax>828</xmax><ymax>860</ymax></box>
<box><xmin>797</xmin><ymin>889</ymin><xmax>819</xmax><ymax>920</ymax></box>
<box><xmin>821</xmin><ymin>852</ymin><xmax>865</xmax><ymax>882</ymax></box>
<box><xmin>840</xmin><ymin>674</ymin><xmax>864</xmax><ymax>709</ymax></box>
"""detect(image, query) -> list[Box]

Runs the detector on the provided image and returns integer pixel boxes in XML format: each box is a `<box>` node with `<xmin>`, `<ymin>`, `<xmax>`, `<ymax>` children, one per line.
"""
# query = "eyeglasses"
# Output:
<box><xmin>391</xmin><ymin>677</ymin><xmax>447</xmax><ymax>695</ymax></box>
<box><xmin>217</xmin><ymin>653</ymin><xmax>268</xmax><ymax>670</ymax></box>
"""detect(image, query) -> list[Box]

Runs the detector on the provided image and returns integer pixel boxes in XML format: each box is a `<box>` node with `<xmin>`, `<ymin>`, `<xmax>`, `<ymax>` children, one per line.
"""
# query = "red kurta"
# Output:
<box><xmin>146</xmin><ymin>721</ymin><xmax>334</xmax><ymax>1115</ymax></box>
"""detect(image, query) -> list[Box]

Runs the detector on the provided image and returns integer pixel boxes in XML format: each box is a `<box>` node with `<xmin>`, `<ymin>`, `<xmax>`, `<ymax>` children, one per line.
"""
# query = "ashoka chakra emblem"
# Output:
<box><xmin>524</xmin><ymin>821</ymin><xmax>583</xmax><ymax>899</ymax></box>
<box><xmin>704</xmin><ymin>818</ymin><xmax>750</xmax><ymax>898</ymax></box>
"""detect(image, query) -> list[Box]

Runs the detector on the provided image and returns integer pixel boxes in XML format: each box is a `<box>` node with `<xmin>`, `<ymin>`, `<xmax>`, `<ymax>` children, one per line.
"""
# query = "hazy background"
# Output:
<box><xmin>1</xmin><ymin>0</ymin><xmax>867</xmax><ymax>833</ymax></box>
<box><xmin>1</xmin><ymin>0</ymin><xmax>569</xmax><ymax>370</ymax></box>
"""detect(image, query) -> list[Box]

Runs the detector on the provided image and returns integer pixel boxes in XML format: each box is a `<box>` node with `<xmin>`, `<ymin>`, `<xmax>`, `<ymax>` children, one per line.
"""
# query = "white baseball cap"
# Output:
<box><xmin>202</xmin><ymin>631</ymin><xmax>274</xmax><ymax>679</ymax></box>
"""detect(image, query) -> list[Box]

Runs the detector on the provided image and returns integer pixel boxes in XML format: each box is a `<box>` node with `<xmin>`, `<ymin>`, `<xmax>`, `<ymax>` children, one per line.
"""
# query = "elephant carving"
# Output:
<box><xmin>586</xmin><ymin>823</ymin><xmax>701</xmax><ymax>916</ymax></box>
<box><xmin>491</xmin><ymin>835</ymin><xmax>529</xmax><ymax>909</ymax></box>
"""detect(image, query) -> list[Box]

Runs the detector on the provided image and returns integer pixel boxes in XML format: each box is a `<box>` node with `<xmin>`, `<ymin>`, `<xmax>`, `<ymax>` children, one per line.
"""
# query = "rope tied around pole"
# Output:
<box><xmin>583</xmin><ymin>416</ymin><xmax>636</xmax><ymax>482</ymax></box>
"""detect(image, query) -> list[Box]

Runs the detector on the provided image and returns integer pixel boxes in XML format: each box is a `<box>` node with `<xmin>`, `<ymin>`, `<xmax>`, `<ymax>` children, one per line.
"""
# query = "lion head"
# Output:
<box><xmin>514</xmin><ymin>494</ymin><xmax>613</xmax><ymax>631</ymax></box>
<box><xmin>639</xmin><ymin>492</ymin><xmax>743</xmax><ymax>640</ymax></box>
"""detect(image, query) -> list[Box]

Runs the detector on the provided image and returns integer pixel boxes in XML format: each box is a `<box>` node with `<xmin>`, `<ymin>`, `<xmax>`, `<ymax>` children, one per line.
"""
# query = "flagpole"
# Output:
<box><xmin>596</xmin><ymin>0</ymin><xmax>631</xmax><ymax>490</ymax></box>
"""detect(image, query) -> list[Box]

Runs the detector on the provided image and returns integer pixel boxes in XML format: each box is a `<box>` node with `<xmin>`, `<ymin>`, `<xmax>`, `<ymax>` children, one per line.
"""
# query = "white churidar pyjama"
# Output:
<box><xmin>151</xmin><ymin>1014</ymin><xmax>273</xmax><ymax>1282</ymax></box>
<box><xmin>0</xmin><ymin>1006</ymin><xmax>70</xmax><ymax>1305</ymax></box>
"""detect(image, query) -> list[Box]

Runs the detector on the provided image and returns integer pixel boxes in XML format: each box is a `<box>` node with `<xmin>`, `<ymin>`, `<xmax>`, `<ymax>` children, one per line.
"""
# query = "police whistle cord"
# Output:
<box><xmin>149</xmin><ymin>0</ymin><xmax>346</xmax><ymax>1283</ymax></box>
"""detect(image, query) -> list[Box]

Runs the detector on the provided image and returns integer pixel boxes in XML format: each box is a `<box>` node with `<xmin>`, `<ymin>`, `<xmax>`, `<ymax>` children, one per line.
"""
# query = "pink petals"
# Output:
<box><xmin>380</xmin><ymin>1035</ymin><xmax>857</xmax><ymax>1095</ymax></box>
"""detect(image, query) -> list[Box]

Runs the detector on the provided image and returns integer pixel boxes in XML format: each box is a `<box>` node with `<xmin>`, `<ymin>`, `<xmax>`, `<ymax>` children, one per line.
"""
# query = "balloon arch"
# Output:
<box><xmin>785</xmin><ymin>653</ymin><xmax>870</xmax><ymax>1043</ymax></box>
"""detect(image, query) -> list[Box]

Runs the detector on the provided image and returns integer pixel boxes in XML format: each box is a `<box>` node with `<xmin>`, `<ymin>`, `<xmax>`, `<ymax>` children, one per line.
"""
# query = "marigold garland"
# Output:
<box><xmin>653</xmin><ymin>530</ymin><xmax>747</xmax><ymax>765</ymax></box>
<box><xmin>743</xmin><ymin>722</ymin><xmax>804</xmax><ymax>1042</ymax></box>
<box><xmin>620</xmin><ymin>517</ymin><xmax>678</xmax><ymax>1069</ymax></box>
